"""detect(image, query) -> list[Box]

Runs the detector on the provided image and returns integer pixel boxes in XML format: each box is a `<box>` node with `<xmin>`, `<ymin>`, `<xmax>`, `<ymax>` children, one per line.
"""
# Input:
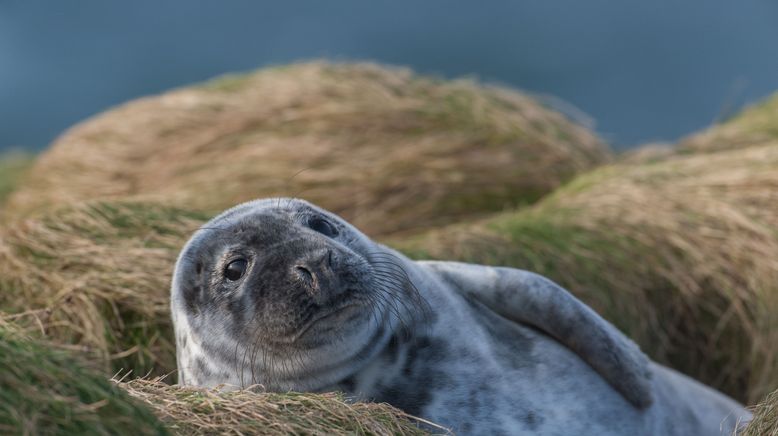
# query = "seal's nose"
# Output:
<box><xmin>294</xmin><ymin>265</ymin><xmax>314</xmax><ymax>283</ymax></box>
<box><xmin>294</xmin><ymin>248</ymin><xmax>339</xmax><ymax>300</ymax></box>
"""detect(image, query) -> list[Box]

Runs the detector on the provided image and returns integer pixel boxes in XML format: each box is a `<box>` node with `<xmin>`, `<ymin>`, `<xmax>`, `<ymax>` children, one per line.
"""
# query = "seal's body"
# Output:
<box><xmin>171</xmin><ymin>198</ymin><xmax>749</xmax><ymax>435</ymax></box>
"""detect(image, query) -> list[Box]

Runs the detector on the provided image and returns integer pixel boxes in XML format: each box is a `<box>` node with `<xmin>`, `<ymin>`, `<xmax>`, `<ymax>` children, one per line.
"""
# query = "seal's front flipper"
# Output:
<box><xmin>424</xmin><ymin>261</ymin><xmax>654</xmax><ymax>409</ymax></box>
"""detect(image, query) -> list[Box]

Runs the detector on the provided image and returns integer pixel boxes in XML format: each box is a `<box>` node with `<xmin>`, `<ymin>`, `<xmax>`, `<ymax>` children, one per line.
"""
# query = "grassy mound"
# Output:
<box><xmin>398</xmin><ymin>142</ymin><xmax>778</xmax><ymax>404</ymax></box>
<box><xmin>0</xmin><ymin>320</ymin><xmax>167</xmax><ymax>435</ymax></box>
<box><xmin>120</xmin><ymin>379</ymin><xmax>434</xmax><ymax>435</ymax></box>
<box><xmin>742</xmin><ymin>388</ymin><xmax>778</xmax><ymax>436</ymax></box>
<box><xmin>6</xmin><ymin>62</ymin><xmax>609</xmax><ymax>236</ymax></box>
<box><xmin>0</xmin><ymin>151</ymin><xmax>33</xmax><ymax>213</ymax></box>
<box><xmin>682</xmin><ymin>92</ymin><xmax>778</xmax><ymax>153</ymax></box>
<box><xmin>0</xmin><ymin>202</ymin><xmax>208</xmax><ymax>377</ymax></box>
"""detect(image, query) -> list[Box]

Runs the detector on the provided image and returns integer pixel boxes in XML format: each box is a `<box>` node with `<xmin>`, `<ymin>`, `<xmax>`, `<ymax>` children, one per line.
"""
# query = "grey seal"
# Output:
<box><xmin>171</xmin><ymin>198</ymin><xmax>750</xmax><ymax>435</ymax></box>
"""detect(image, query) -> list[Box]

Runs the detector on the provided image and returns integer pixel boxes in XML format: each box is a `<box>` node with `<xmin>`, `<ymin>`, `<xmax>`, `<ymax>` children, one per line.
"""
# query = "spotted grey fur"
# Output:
<box><xmin>171</xmin><ymin>198</ymin><xmax>750</xmax><ymax>435</ymax></box>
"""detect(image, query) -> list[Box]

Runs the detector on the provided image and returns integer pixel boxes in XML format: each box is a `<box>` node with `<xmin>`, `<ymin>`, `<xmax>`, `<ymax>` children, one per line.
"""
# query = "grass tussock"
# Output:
<box><xmin>6</xmin><ymin>61</ymin><xmax>609</xmax><ymax>236</ymax></box>
<box><xmin>119</xmin><ymin>378</ymin><xmax>436</xmax><ymax>435</ymax></box>
<box><xmin>0</xmin><ymin>319</ymin><xmax>167</xmax><ymax>435</ymax></box>
<box><xmin>0</xmin><ymin>201</ymin><xmax>208</xmax><ymax>377</ymax></box>
<box><xmin>742</xmin><ymin>388</ymin><xmax>778</xmax><ymax>436</ymax></box>
<box><xmin>397</xmin><ymin>142</ymin><xmax>778</xmax><ymax>404</ymax></box>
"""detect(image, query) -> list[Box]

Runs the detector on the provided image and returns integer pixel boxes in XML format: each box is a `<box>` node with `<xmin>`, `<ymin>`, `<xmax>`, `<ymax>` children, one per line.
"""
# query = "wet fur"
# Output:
<box><xmin>171</xmin><ymin>198</ymin><xmax>750</xmax><ymax>435</ymax></box>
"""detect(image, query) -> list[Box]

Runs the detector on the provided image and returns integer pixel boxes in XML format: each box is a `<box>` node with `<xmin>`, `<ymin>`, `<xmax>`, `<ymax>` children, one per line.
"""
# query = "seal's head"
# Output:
<box><xmin>171</xmin><ymin>198</ymin><xmax>423</xmax><ymax>390</ymax></box>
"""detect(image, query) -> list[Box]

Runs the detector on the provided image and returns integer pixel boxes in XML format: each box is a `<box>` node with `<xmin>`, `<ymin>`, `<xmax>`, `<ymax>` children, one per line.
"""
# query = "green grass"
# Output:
<box><xmin>682</xmin><ymin>91</ymin><xmax>778</xmax><ymax>152</ymax></box>
<box><xmin>0</xmin><ymin>151</ymin><xmax>33</xmax><ymax>209</ymax></box>
<box><xmin>725</xmin><ymin>93</ymin><xmax>778</xmax><ymax>140</ymax></box>
<box><xmin>0</xmin><ymin>323</ymin><xmax>167</xmax><ymax>436</ymax></box>
<box><xmin>198</xmin><ymin>72</ymin><xmax>252</xmax><ymax>93</ymax></box>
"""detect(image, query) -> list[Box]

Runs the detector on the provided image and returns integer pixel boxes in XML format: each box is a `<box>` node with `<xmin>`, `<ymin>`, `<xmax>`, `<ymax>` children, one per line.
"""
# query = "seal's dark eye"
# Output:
<box><xmin>308</xmin><ymin>217</ymin><xmax>338</xmax><ymax>238</ymax></box>
<box><xmin>224</xmin><ymin>259</ymin><xmax>247</xmax><ymax>281</ymax></box>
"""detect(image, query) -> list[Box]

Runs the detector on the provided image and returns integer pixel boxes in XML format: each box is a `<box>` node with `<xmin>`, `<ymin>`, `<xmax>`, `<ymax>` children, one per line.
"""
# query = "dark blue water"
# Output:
<box><xmin>2</xmin><ymin>1</ymin><xmax>777</xmax><ymax>151</ymax></box>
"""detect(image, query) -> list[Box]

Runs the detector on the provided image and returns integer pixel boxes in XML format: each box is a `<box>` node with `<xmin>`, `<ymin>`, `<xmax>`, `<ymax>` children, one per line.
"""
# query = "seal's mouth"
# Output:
<box><xmin>293</xmin><ymin>302</ymin><xmax>365</xmax><ymax>342</ymax></box>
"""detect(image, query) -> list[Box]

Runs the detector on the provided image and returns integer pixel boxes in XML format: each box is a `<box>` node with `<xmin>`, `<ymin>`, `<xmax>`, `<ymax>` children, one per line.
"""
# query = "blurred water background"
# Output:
<box><xmin>1</xmin><ymin>0</ymin><xmax>777</xmax><ymax>152</ymax></box>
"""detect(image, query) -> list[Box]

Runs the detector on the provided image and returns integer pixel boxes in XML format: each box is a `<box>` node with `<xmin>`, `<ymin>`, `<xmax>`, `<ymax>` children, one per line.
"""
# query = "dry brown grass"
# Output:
<box><xmin>6</xmin><ymin>61</ymin><xmax>608</xmax><ymax>236</ymax></box>
<box><xmin>119</xmin><ymin>378</ymin><xmax>437</xmax><ymax>435</ymax></box>
<box><xmin>397</xmin><ymin>141</ymin><xmax>778</xmax><ymax>404</ymax></box>
<box><xmin>742</xmin><ymin>388</ymin><xmax>778</xmax><ymax>436</ymax></box>
<box><xmin>0</xmin><ymin>201</ymin><xmax>207</xmax><ymax>377</ymax></box>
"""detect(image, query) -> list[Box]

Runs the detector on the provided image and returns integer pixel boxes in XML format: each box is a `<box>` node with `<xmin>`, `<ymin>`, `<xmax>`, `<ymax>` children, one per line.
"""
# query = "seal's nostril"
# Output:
<box><xmin>295</xmin><ymin>265</ymin><xmax>314</xmax><ymax>283</ymax></box>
